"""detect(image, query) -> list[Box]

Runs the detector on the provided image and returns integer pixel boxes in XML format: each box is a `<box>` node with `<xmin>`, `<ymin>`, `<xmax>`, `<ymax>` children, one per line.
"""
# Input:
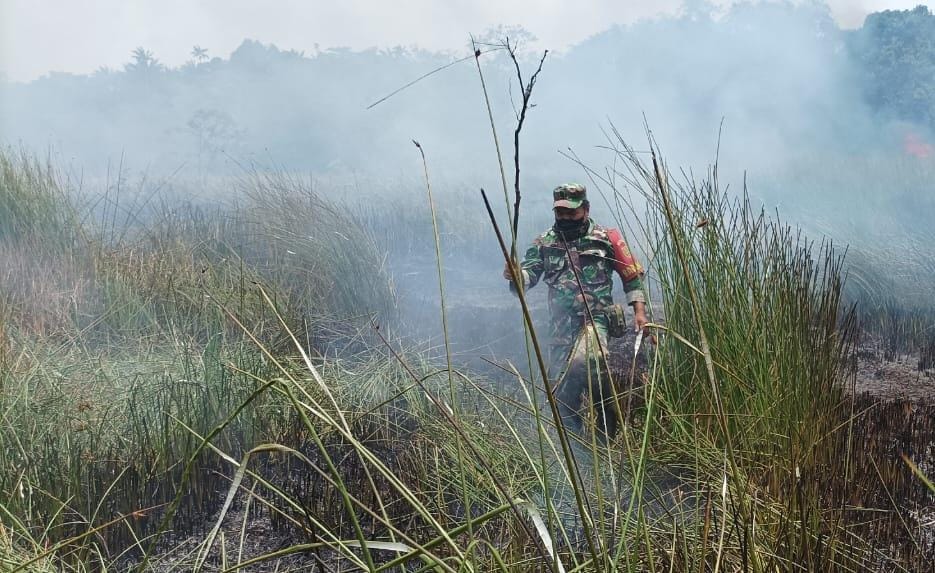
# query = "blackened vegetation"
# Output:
<box><xmin>606</xmin><ymin>328</ymin><xmax>651</xmax><ymax>419</ymax></box>
<box><xmin>161</xmin><ymin>398</ymin><xmax>539</xmax><ymax>570</ymax></box>
<box><xmin>846</xmin><ymin>395</ymin><xmax>935</xmax><ymax>568</ymax></box>
<box><xmin>860</xmin><ymin>301</ymin><xmax>935</xmax><ymax>371</ymax></box>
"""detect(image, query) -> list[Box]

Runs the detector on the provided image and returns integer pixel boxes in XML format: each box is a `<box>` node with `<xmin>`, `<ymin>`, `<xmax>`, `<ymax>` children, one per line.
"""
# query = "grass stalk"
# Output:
<box><xmin>481</xmin><ymin>188</ymin><xmax>601</xmax><ymax>570</ymax></box>
<box><xmin>413</xmin><ymin>140</ymin><xmax>474</xmax><ymax>543</ymax></box>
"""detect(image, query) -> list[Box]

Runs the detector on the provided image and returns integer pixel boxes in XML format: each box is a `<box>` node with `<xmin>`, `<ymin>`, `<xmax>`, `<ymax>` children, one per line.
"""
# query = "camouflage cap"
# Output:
<box><xmin>553</xmin><ymin>183</ymin><xmax>587</xmax><ymax>209</ymax></box>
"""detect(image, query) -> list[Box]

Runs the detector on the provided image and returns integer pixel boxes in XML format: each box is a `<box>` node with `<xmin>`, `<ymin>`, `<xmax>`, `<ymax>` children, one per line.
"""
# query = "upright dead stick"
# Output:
<box><xmin>505</xmin><ymin>38</ymin><xmax>548</xmax><ymax>255</ymax></box>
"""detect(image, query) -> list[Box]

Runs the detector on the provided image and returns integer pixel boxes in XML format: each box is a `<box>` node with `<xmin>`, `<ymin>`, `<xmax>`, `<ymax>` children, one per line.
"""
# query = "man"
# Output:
<box><xmin>504</xmin><ymin>183</ymin><xmax>647</xmax><ymax>437</ymax></box>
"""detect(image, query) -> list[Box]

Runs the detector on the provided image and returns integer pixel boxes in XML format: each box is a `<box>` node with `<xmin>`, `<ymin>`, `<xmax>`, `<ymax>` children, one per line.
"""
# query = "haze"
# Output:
<box><xmin>0</xmin><ymin>0</ymin><xmax>924</xmax><ymax>82</ymax></box>
<box><xmin>1</xmin><ymin>1</ymin><xmax>933</xmax><ymax>292</ymax></box>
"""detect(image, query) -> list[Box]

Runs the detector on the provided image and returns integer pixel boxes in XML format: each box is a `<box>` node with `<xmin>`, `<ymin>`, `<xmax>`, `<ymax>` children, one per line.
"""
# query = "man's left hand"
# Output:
<box><xmin>633</xmin><ymin>302</ymin><xmax>648</xmax><ymax>333</ymax></box>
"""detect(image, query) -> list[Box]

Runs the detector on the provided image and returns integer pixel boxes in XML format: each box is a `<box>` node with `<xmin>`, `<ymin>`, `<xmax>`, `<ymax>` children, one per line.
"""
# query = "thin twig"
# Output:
<box><xmin>366</xmin><ymin>48</ymin><xmax>504</xmax><ymax>110</ymax></box>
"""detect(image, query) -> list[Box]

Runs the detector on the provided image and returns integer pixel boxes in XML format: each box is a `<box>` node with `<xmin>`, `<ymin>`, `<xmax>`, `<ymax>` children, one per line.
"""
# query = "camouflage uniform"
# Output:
<box><xmin>513</xmin><ymin>184</ymin><xmax>645</xmax><ymax>435</ymax></box>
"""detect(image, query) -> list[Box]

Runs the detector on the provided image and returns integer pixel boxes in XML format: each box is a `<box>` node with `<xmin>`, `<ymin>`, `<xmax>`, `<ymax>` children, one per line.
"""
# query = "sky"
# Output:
<box><xmin>0</xmin><ymin>0</ymin><xmax>929</xmax><ymax>82</ymax></box>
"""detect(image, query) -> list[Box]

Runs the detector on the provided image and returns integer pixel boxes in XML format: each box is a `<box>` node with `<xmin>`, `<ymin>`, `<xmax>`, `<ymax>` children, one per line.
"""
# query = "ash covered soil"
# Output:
<box><xmin>856</xmin><ymin>334</ymin><xmax>935</xmax><ymax>402</ymax></box>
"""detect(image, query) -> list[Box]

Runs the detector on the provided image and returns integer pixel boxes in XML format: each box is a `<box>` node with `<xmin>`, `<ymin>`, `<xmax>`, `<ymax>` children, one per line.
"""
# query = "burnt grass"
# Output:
<box><xmin>849</xmin><ymin>335</ymin><xmax>935</xmax><ymax>569</ymax></box>
<box><xmin>131</xmin><ymin>340</ymin><xmax>935</xmax><ymax>571</ymax></box>
<box><xmin>122</xmin><ymin>268</ymin><xmax>935</xmax><ymax>571</ymax></box>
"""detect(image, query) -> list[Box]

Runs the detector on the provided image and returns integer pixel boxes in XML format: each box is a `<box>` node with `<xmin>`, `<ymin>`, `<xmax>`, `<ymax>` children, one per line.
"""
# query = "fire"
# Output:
<box><xmin>903</xmin><ymin>132</ymin><xmax>934</xmax><ymax>158</ymax></box>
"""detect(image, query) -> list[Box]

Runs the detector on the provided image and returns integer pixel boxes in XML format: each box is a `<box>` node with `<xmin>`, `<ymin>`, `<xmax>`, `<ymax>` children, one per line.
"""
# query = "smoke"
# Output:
<box><xmin>1</xmin><ymin>1</ymin><xmax>934</xmax><ymax>362</ymax></box>
<box><xmin>1</xmin><ymin>3</ymin><xmax>920</xmax><ymax>184</ymax></box>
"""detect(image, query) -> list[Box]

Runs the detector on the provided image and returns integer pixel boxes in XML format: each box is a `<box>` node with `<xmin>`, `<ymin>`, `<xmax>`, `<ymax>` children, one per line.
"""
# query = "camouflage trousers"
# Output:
<box><xmin>549</xmin><ymin>314</ymin><xmax>619</xmax><ymax>438</ymax></box>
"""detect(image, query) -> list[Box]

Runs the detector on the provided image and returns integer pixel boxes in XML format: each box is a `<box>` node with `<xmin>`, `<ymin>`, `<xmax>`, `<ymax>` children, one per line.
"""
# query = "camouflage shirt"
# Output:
<box><xmin>516</xmin><ymin>220</ymin><xmax>645</xmax><ymax>327</ymax></box>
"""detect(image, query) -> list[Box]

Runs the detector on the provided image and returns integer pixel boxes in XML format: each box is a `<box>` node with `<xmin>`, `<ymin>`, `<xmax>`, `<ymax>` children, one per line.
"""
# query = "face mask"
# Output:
<box><xmin>553</xmin><ymin>217</ymin><xmax>588</xmax><ymax>239</ymax></box>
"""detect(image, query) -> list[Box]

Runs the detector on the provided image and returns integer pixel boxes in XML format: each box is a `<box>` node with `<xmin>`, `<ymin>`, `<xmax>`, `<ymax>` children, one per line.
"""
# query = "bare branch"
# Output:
<box><xmin>505</xmin><ymin>38</ymin><xmax>549</xmax><ymax>250</ymax></box>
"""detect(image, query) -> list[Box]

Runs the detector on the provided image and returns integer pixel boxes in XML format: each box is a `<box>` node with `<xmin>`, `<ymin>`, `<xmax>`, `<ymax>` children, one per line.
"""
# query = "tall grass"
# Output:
<box><xmin>0</xmin><ymin>148</ymin><xmax>398</xmax><ymax>569</ymax></box>
<box><xmin>606</xmin><ymin>135</ymin><xmax>865</xmax><ymax>569</ymax></box>
<box><xmin>0</xmin><ymin>150</ymin><xmax>78</xmax><ymax>247</ymax></box>
<box><xmin>0</xmin><ymin>139</ymin><xmax>930</xmax><ymax>571</ymax></box>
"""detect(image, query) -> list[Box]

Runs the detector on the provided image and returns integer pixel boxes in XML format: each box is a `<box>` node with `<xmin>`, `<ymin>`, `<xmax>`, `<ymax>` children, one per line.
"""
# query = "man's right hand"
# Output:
<box><xmin>502</xmin><ymin>261</ymin><xmax>515</xmax><ymax>281</ymax></box>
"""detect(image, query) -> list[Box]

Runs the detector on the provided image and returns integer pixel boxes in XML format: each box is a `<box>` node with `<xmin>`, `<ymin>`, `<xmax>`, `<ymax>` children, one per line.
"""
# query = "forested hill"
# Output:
<box><xmin>1</xmin><ymin>4</ymin><xmax>933</xmax><ymax>179</ymax></box>
<box><xmin>848</xmin><ymin>6</ymin><xmax>935</xmax><ymax>132</ymax></box>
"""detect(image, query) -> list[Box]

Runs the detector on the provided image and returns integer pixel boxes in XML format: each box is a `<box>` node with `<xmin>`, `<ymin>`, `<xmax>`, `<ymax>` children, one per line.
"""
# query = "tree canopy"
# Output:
<box><xmin>847</xmin><ymin>5</ymin><xmax>935</xmax><ymax>129</ymax></box>
<box><xmin>1</xmin><ymin>4</ymin><xmax>933</xmax><ymax>176</ymax></box>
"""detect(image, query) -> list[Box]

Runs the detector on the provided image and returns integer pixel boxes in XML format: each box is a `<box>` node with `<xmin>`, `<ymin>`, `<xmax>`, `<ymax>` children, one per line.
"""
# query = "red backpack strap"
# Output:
<box><xmin>606</xmin><ymin>228</ymin><xmax>643</xmax><ymax>282</ymax></box>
